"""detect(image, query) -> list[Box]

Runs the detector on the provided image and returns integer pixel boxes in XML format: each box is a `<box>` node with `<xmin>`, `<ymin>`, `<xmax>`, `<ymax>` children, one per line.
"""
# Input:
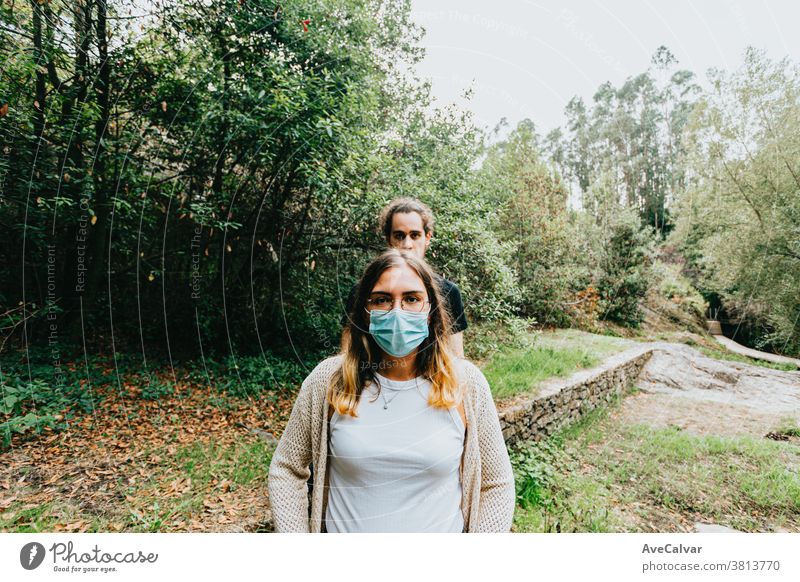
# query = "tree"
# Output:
<box><xmin>478</xmin><ymin>120</ymin><xmax>577</xmax><ymax>325</ymax></box>
<box><xmin>672</xmin><ymin>48</ymin><xmax>800</xmax><ymax>355</ymax></box>
<box><xmin>549</xmin><ymin>47</ymin><xmax>700</xmax><ymax>235</ymax></box>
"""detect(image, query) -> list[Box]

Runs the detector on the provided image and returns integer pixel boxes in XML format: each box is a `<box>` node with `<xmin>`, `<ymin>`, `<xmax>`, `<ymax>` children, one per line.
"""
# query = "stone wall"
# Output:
<box><xmin>497</xmin><ymin>345</ymin><xmax>654</xmax><ymax>447</ymax></box>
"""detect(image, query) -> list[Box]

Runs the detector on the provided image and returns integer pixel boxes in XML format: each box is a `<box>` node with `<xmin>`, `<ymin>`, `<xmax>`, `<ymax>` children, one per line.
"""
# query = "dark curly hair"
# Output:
<box><xmin>377</xmin><ymin>197</ymin><xmax>435</xmax><ymax>242</ymax></box>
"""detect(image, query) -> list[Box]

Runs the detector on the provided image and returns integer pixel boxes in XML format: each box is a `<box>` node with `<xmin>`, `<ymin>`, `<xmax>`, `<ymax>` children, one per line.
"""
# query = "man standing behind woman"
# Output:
<box><xmin>270</xmin><ymin>246</ymin><xmax>514</xmax><ymax>532</ymax></box>
<box><xmin>306</xmin><ymin>197</ymin><xmax>471</xmax><ymax>504</ymax></box>
<box><xmin>341</xmin><ymin>197</ymin><xmax>469</xmax><ymax>358</ymax></box>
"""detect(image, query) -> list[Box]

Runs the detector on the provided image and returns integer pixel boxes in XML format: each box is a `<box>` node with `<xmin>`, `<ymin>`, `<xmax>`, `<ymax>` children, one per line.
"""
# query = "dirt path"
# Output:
<box><xmin>511</xmin><ymin>340</ymin><xmax>800</xmax><ymax>534</ymax></box>
<box><xmin>712</xmin><ymin>334</ymin><xmax>800</xmax><ymax>368</ymax></box>
<box><xmin>617</xmin><ymin>341</ymin><xmax>800</xmax><ymax>437</ymax></box>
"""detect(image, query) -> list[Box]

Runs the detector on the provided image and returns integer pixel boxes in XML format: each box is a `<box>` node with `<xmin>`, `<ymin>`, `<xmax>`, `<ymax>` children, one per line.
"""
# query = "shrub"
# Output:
<box><xmin>595</xmin><ymin>210</ymin><xmax>657</xmax><ymax>327</ymax></box>
<box><xmin>0</xmin><ymin>377</ymin><xmax>69</xmax><ymax>449</ymax></box>
<box><xmin>509</xmin><ymin>438</ymin><xmax>565</xmax><ymax>509</ymax></box>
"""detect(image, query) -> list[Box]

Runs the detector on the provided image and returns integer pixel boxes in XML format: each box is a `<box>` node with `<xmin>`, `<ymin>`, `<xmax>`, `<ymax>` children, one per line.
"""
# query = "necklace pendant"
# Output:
<box><xmin>383</xmin><ymin>403</ymin><xmax>388</xmax><ymax>410</ymax></box>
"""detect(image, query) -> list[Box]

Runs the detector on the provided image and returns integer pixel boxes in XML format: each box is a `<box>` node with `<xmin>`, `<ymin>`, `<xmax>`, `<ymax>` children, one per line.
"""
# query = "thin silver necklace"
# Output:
<box><xmin>379</xmin><ymin>377</ymin><xmax>420</xmax><ymax>410</ymax></box>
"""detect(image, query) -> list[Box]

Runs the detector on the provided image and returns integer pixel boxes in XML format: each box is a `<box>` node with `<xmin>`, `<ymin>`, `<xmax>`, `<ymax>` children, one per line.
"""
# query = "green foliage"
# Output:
<box><xmin>509</xmin><ymin>438</ymin><xmax>567</xmax><ymax>509</ymax></box>
<box><xmin>0</xmin><ymin>378</ymin><xmax>54</xmax><ymax>417</ymax></box>
<box><xmin>0</xmin><ymin>378</ymin><xmax>67</xmax><ymax>449</ymax></box>
<box><xmin>0</xmin><ymin>354</ymin><xmax>101</xmax><ymax>448</ymax></box>
<box><xmin>672</xmin><ymin>48</ymin><xmax>800</xmax><ymax>356</ymax></box>
<box><xmin>431</xmin><ymin>210</ymin><xmax>520</xmax><ymax>323</ymax></box>
<box><xmin>595</xmin><ymin>209</ymin><xmax>657</xmax><ymax>327</ymax></box>
<box><xmin>2</xmin><ymin>0</ymin><xmax>531</xmax><ymax>360</ymax></box>
<box><xmin>0</xmin><ymin>412</ymin><xmax>60</xmax><ymax>450</ymax></box>
<box><xmin>221</xmin><ymin>354</ymin><xmax>308</xmax><ymax>398</ymax></box>
<box><xmin>465</xmin><ymin>317</ymin><xmax>537</xmax><ymax>363</ymax></box>
<box><xmin>477</xmin><ymin>120</ymin><xmax>581</xmax><ymax>325</ymax></box>
<box><xmin>547</xmin><ymin>46</ymin><xmax>701</xmax><ymax>234</ymax></box>
<box><xmin>651</xmin><ymin>258</ymin><xmax>708</xmax><ymax>317</ymax></box>
<box><xmin>0</xmin><ymin>0</ymin><xmax>436</xmax><ymax>357</ymax></box>
<box><xmin>139</xmin><ymin>375</ymin><xmax>175</xmax><ymax>401</ymax></box>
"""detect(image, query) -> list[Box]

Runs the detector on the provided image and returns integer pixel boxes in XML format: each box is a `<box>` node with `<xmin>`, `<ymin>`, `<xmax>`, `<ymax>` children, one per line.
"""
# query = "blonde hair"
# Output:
<box><xmin>329</xmin><ymin>249</ymin><xmax>460</xmax><ymax>417</ymax></box>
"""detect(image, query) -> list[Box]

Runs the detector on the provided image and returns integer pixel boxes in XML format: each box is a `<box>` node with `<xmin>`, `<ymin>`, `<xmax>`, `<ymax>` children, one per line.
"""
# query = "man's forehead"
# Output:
<box><xmin>391</xmin><ymin>212</ymin><xmax>424</xmax><ymax>230</ymax></box>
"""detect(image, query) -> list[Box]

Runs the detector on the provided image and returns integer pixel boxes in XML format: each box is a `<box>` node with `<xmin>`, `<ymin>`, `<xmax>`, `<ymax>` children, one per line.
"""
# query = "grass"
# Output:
<box><xmin>0</xmin><ymin>499</ymin><xmax>115</xmax><ymax>534</ymax></box>
<box><xmin>483</xmin><ymin>328</ymin><xmax>636</xmax><ymax>401</ymax></box>
<box><xmin>174</xmin><ymin>438</ymin><xmax>271</xmax><ymax>489</ymax></box>
<box><xmin>772</xmin><ymin>418</ymin><xmax>800</xmax><ymax>439</ymax></box>
<box><xmin>121</xmin><ymin>437</ymin><xmax>274</xmax><ymax>532</ymax></box>
<box><xmin>510</xmin><ymin>389</ymin><xmax>800</xmax><ymax>533</ymax></box>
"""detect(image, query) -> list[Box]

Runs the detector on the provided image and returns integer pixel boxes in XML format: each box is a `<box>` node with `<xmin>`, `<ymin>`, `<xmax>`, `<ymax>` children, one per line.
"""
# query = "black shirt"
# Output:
<box><xmin>340</xmin><ymin>273</ymin><xmax>468</xmax><ymax>334</ymax></box>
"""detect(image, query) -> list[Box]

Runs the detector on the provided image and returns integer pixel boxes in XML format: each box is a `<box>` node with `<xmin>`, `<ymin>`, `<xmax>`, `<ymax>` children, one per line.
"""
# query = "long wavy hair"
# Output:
<box><xmin>329</xmin><ymin>249</ymin><xmax>461</xmax><ymax>417</ymax></box>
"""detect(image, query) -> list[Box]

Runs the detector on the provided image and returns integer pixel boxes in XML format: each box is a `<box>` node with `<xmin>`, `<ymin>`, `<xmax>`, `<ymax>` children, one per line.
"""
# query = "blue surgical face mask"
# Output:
<box><xmin>368</xmin><ymin>308</ymin><xmax>430</xmax><ymax>357</ymax></box>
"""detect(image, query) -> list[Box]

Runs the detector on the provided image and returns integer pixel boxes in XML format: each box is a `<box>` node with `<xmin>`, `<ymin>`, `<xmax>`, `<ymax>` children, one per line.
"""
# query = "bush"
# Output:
<box><xmin>1</xmin><ymin>413</ymin><xmax>60</xmax><ymax>450</ymax></box>
<box><xmin>220</xmin><ymin>354</ymin><xmax>309</xmax><ymax>398</ymax></box>
<box><xmin>595</xmin><ymin>210</ymin><xmax>657</xmax><ymax>327</ymax></box>
<box><xmin>651</xmin><ymin>258</ymin><xmax>707</xmax><ymax>318</ymax></box>
<box><xmin>0</xmin><ymin>377</ymin><xmax>69</xmax><ymax>449</ymax></box>
<box><xmin>508</xmin><ymin>438</ymin><xmax>566</xmax><ymax>509</ymax></box>
<box><xmin>430</xmin><ymin>210</ymin><xmax>521</xmax><ymax>324</ymax></box>
<box><xmin>477</xmin><ymin>121</ymin><xmax>581</xmax><ymax>326</ymax></box>
<box><xmin>465</xmin><ymin>316</ymin><xmax>537</xmax><ymax>363</ymax></box>
<box><xmin>139</xmin><ymin>375</ymin><xmax>175</xmax><ymax>400</ymax></box>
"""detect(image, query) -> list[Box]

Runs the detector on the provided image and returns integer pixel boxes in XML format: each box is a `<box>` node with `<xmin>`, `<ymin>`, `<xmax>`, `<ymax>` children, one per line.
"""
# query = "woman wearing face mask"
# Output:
<box><xmin>267</xmin><ymin>249</ymin><xmax>515</xmax><ymax>532</ymax></box>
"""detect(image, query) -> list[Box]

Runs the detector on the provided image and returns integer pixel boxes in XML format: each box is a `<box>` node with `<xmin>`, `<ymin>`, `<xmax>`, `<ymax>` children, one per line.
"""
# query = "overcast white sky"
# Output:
<box><xmin>409</xmin><ymin>0</ymin><xmax>800</xmax><ymax>137</ymax></box>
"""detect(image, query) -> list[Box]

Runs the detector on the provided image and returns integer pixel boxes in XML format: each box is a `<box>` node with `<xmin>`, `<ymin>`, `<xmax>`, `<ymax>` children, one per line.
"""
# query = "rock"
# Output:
<box><xmin>638</xmin><ymin>343</ymin><xmax>800</xmax><ymax>415</ymax></box>
<box><xmin>694</xmin><ymin>522</ymin><xmax>741</xmax><ymax>533</ymax></box>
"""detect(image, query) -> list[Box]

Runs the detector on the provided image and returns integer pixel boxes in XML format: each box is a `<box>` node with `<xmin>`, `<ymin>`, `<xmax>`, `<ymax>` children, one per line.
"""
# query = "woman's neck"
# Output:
<box><xmin>376</xmin><ymin>351</ymin><xmax>418</xmax><ymax>381</ymax></box>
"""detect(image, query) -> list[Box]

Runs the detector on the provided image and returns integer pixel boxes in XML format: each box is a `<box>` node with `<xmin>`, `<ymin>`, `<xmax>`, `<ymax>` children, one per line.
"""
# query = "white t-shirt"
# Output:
<box><xmin>325</xmin><ymin>371</ymin><xmax>466</xmax><ymax>532</ymax></box>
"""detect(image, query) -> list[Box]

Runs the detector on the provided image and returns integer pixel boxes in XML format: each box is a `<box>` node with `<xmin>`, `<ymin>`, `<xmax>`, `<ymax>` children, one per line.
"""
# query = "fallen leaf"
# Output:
<box><xmin>0</xmin><ymin>497</ymin><xmax>18</xmax><ymax>510</ymax></box>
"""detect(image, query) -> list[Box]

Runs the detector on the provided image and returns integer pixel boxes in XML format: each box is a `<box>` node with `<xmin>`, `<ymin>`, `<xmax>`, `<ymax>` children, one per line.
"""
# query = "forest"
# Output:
<box><xmin>0</xmin><ymin>0</ymin><xmax>799</xmax><ymax>533</ymax></box>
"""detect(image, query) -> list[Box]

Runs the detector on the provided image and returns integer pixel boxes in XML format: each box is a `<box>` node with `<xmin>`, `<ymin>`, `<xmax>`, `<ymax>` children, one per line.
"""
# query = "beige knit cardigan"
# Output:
<box><xmin>267</xmin><ymin>354</ymin><xmax>516</xmax><ymax>533</ymax></box>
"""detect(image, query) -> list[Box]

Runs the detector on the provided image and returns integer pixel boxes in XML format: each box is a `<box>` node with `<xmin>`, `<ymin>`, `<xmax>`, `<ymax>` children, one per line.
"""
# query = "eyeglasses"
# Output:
<box><xmin>365</xmin><ymin>296</ymin><xmax>430</xmax><ymax>313</ymax></box>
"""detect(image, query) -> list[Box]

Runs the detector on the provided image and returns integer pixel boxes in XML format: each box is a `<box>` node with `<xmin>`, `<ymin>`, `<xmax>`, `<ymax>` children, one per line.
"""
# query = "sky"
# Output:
<box><xmin>409</xmin><ymin>0</ymin><xmax>800</xmax><ymax>138</ymax></box>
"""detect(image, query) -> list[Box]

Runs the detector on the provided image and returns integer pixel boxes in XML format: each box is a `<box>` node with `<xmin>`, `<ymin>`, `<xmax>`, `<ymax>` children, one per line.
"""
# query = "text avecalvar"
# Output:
<box><xmin>642</xmin><ymin>544</ymin><xmax>702</xmax><ymax>554</ymax></box>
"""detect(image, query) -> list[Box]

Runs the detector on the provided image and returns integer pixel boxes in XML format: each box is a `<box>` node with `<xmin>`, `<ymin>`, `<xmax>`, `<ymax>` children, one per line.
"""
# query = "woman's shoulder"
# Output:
<box><xmin>453</xmin><ymin>357</ymin><xmax>485</xmax><ymax>379</ymax></box>
<box><xmin>453</xmin><ymin>358</ymin><xmax>490</xmax><ymax>397</ymax></box>
<box><xmin>303</xmin><ymin>354</ymin><xmax>344</xmax><ymax>388</ymax></box>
